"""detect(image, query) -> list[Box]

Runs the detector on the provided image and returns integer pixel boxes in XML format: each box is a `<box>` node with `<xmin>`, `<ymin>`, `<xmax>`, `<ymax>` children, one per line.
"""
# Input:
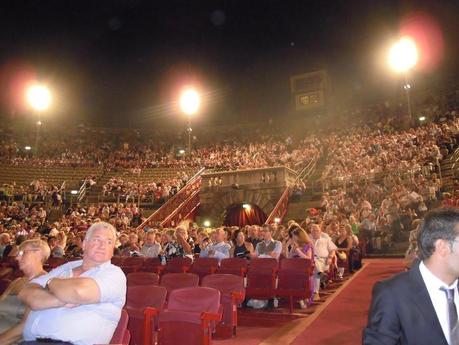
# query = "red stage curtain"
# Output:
<box><xmin>223</xmin><ymin>204</ymin><xmax>267</xmax><ymax>227</ymax></box>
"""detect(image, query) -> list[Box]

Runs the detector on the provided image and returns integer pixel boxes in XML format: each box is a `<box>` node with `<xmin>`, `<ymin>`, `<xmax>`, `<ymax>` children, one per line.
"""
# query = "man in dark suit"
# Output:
<box><xmin>363</xmin><ymin>208</ymin><xmax>459</xmax><ymax>345</ymax></box>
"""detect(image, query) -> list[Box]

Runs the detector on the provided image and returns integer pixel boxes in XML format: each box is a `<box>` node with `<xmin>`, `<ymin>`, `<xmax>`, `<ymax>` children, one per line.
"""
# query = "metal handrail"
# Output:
<box><xmin>136</xmin><ymin>167</ymin><xmax>205</xmax><ymax>230</ymax></box>
<box><xmin>161</xmin><ymin>188</ymin><xmax>200</xmax><ymax>227</ymax></box>
<box><xmin>265</xmin><ymin>186</ymin><xmax>290</xmax><ymax>225</ymax></box>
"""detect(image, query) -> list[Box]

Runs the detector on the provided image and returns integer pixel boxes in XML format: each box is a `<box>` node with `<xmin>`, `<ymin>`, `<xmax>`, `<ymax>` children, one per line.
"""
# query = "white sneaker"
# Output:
<box><xmin>298</xmin><ymin>299</ymin><xmax>306</xmax><ymax>309</ymax></box>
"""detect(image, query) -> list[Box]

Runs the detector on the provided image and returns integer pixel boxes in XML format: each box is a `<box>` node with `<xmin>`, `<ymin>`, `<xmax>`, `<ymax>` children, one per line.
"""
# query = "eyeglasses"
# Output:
<box><xmin>17</xmin><ymin>249</ymin><xmax>40</xmax><ymax>257</ymax></box>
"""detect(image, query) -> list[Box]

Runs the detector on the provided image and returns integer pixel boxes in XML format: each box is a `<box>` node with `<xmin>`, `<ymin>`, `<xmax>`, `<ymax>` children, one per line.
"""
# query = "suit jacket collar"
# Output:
<box><xmin>409</xmin><ymin>262</ymin><xmax>448</xmax><ymax>344</ymax></box>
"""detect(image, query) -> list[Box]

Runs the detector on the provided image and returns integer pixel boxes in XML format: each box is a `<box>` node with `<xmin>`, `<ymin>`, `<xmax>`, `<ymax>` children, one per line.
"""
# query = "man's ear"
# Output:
<box><xmin>435</xmin><ymin>239</ymin><xmax>452</xmax><ymax>257</ymax></box>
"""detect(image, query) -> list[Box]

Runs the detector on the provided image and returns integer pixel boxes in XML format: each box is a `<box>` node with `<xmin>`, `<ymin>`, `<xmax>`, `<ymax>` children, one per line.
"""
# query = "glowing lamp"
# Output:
<box><xmin>179</xmin><ymin>89</ymin><xmax>200</xmax><ymax>115</ymax></box>
<box><xmin>419</xmin><ymin>116</ymin><xmax>426</xmax><ymax>122</ymax></box>
<box><xmin>242</xmin><ymin>204</ymin><xmax>251</xmax><ymax>210</ymax></box>
<box><xmin>26</xmin><ymin>84</ymin><xmax>52</xmax><ymax>112</ymax></box>
<box><xmin>24</xmin><ymin>146</ymin><xmax>32</xmax><ymax>151</ymax></box>
<box><xmin>274</xmin><ymin>217</ymin><xmax>281</xmax><ymax>224</ymax></box>
<box><xmin>203</xmin><ymin>220</ymin><xmax>211</xmax><ymax>227</ymax></box>
<box><xmin>388</xmin><ymin>37</ymin><xmax>418</xmax><ymax>73</ymax></box>
<box><xmin>70</xmin><ymin>190</ymin><xmax>78</xmax><ymax>195</ymax></box>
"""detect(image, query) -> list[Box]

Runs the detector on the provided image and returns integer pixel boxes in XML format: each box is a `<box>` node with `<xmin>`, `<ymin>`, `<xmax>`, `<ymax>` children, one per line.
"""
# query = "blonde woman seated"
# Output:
<box><xmin>0</xmin><ymin>239</ymin><xmax>50</xmax><ymax>345</ymax></box>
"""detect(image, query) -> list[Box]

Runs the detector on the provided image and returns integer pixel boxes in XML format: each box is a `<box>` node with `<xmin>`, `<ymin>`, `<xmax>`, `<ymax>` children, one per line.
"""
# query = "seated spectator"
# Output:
<box><xmin>334</xmin><ymin>224</ymin><xmax>353</xmax><ymax>279</ymax></box>
<box><xmin>65</xmin><ymin>234</ymin><xmax>84</xmax><ymax>259</ymax></box>
<box><xmin>253</xmin><ymin>224</ymin><xmax>282</xmax><ymax>260</ymax></box>
<box><xmin>0</xmin><ymin>234</ymin><xmax>11</xmax><ymax>257</ymax></box>
<box><xmin>0</xmin><ymin>239</ymin><xmax>49</xmax><ymax>344</ymax></box>
<box><xmin>199</xmin><ymin>228</ymin><xmax>231</xmax><ymax>261</ymax></box>
<box><xmin>140</xmin><ymin>230</ymin><xmax>161</xmax><ymax>258</ymax></box>
<box><xmin>231</xmin><ymin>229</ymin><xmax>254</xmax><ymax>259</ymax></box>
<box><xmin>311</xmin><ymin>224</ymin><xmax>337</xmax><ymax>301</ymax></box>
<box><xmin>18</xmin><ymin>221</ymin><xmax>126</xmax><ymax>345</ymax></box>
<box><xmin>161</xmin><ymin>229</ymin><xmax>185</xmax><ymax>261</ymax></box>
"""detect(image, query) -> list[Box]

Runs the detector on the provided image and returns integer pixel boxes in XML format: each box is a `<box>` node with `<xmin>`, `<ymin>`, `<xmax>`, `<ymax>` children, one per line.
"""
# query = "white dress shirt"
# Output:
<box><xmin>419</xmin><ymin>261</ymin><xmax>459</xmax><ymax>345</ymax></box>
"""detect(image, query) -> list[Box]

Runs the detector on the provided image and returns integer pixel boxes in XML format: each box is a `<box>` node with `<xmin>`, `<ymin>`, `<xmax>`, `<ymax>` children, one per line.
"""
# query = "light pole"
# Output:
<box><xmin>26</xmin><ymin>84</ymin><xmax>51</xmax><ymax>156</ymax></box>
<box><xmin>388</xmin><ymin>37</ymin><xmax>418</xmax><ymax>120</ymax></box>
<box><xmin>179</xmin><ymin>88</ymin><xmax>200</xmax><ymax>158</ymax></box>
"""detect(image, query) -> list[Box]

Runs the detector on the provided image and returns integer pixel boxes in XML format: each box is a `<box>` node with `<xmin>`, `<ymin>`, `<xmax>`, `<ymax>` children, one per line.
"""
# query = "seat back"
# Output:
<box><xmin>168</xmin><ymin>287</ymin><xmax>221</xmax><ymax>314</ymax></box>
<box><xmin>124</xmin><ymin>257</ymin><xmax>145</xmax><ymax>267</ymax></box>
<box><xmin>279</xmin><ymin>258</ymin><xmax>312</xmax><ymax>272</ymax></box>
<box><xmin>110</xmin><ymin>309</ymin><xmax>129</xmax><ymax>344</ymax></box>
<box><xmin>217</xmin><ymin>258</ymin><xmax>248</xmax><ymax>276</ymax></box>
<box><xmin>111</xmin><ymin>256</ymin><xmax>125</xmax><ymax>266</ymax></box>
<box><xmin>160</xmin><ymin>273</ymin><xmax>199</xmax><ymax>292</ymax></box>
<box><xmin>189</xmin><ymin>258</ymin><xmax>218</xmax><ymax>280</ymax></box>
<box><xmin>141</xmin><ymin>258</ymin><xmax>161</xmax><ymax>272</ymax></box>
<box><xmin>127</xmin><ymin>285</ymin><xmax>167</xmax><ymax>310</ymax></box>
<box><xmin>163</xmin><ymin>256</ymin><xmax>192</xmax><ymax>273</ymax></box>
<box><xmin>201</xmin><ymin>274</ymin><xmax>244</xmax><ymax>298</ymax></box>
<box><xmin>127</xmin><ymin>272</ymin><xmax>159</xmax><ymax>287</ymax></box>
<box><xmin>248</xmin><ymin>258</ymin><xmax>278</xmax><ymax>271</ymax></box>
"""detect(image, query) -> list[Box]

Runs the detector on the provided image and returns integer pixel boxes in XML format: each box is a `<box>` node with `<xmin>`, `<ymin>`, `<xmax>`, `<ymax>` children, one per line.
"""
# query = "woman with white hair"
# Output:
<box><xmin>0</xmin><ymin>239</ymin><xmax>50</xmax><ymax>344</ymax></box>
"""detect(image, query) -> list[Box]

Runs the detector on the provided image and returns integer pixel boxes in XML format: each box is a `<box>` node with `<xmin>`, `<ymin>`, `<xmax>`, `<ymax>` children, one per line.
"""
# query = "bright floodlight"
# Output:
<box><xmin>388</xmin><ymin>37</ymin><xmax>418</xmax><ymax>73</ymax></box>
<box><xmin>26</xmin><ymin>84</ymin><xmax>52</xmax><ymax>112</ymax></box>
<box><xmin>179</xmin><ymin>89</ymin><xmax>200</xmax><ymax>115</ymax></box>
<box><xmin>242</xmin><ymin>203</ymin><xmax>251</xmax><ymax>210</ymax></box>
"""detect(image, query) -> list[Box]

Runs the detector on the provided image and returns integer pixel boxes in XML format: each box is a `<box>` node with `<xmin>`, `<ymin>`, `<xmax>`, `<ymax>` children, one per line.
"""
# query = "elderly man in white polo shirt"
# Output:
<box><xmin>199</xmin><ymin>228</ymin><xmax>231</xmax><ymax>261</ymax></box>
<box><xmin>311</xmin><ymin>224</ymin><xmax>337</xmax><ymax>301</ymax></box>
<box><xmin>18</xmin><ymin>221</ymin><xmax>126</xmax><ymax>345</ymax></box>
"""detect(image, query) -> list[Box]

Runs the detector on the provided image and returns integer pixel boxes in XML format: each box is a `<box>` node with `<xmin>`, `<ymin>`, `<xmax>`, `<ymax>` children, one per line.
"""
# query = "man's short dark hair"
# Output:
<box><xmin>417</xmin><ymin>208</ymin><xmax>459</xmax><ymax>260</ymax></box>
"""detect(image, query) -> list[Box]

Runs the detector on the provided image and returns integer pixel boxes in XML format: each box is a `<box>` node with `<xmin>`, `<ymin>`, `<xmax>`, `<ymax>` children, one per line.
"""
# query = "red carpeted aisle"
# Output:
<box><xmin>288</xmin><ymin>259</ymin><xmax>405</xmax><ymax>345</ymax></box>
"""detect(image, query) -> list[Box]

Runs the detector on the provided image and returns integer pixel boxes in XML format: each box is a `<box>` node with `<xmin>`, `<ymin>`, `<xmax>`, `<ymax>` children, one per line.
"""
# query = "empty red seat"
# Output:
<box><xmin>245</xmin><ymin>258</ymin><xmax>278</xmax><ymax>300</ymax></box>
<box><xmin>276</xmin><ymin>258</ymin><xmax>313</xmax><ymax>313</ymax></box>
<box><xmin>120</xmin><ymin>264</ymin><xmax>142</xmax><ymax>275</ymax></box>
<box><xmin>215</xmin><ymin>258</ymin><xmax>248</xmax><ymax>277</ymax></box>
<box><xmin>161</xmin><ymin>256</ymin><xmax>192</xmax><ymax>274</ymax></box>
<box><xmin>111</xmin><ymin>256</ymin><xmax>125</xmax><ymax>266</ymax></box>
<box><xmin>127</xmin><ymin>272</ymin><xmax>159</xmax><ymax>287</ymax></box>
<box><xmin>141</xmin><ymin>257</ymin><xmax>161</xmax><ymax>273</ymax></box>
<box><xmin>124</xmin><ymin>257</ymin><xmax>146</xmax><ymax>267</ymax></box>
<box><xmin>109</xmin><ymin>309</ymin><xmax>131</xmax><ymax>345</ymax></box>
<box><xmin>158</xmin><ymin>287</ymin><xmax>222</xmax><ymax>345</ymax></box>
<box><xmin>201</xmin><ymin>274</ymin><xmax>245</xmax><ymax>338</ymax></box>
<box><xmin>160</xmin><ymin>273</ymin><xmax>199</xmax><ymax>294</ymax></box>
<box><xmin>126</xmin><ymin>285</ymin><xmax>167</xmax><ymax>345</ymax></box>
<box><xmin>189</xmin><ymin>258</ymin><xmax>218</xmax><ymax>281</ymax></box>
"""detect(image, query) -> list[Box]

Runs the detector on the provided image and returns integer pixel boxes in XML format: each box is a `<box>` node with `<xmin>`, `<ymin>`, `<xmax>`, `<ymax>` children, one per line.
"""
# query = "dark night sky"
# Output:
<box><xmin>0</xmin><ymin>0</ymin><xmax>458</xmax><ymax>127</ymax></box>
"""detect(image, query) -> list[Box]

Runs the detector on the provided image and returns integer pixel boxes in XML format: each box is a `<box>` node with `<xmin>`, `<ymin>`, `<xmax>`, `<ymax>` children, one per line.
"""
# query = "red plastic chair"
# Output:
<box><xmin>109</xmin><ymin>309</ymin><xmax>131</xmax><ymax>345</ymax></box>
<box><xmin>160</xmin><ymin>273</ymin><xmax>199</xmax><ymax>294</ymax></box>
<box><xmin>126</xmin><ymin>285</ymin><xmax>167</xmax><ymax>345</ymax></box>
<box><xmin>215</xmin><ymin>258</ymin><xmax>248</xmax><ymax>277</ymax></box>
<box><xmin>158</xmin><ymin>287</ymin><xmax>222</xmax><ymax>345</ymax></box>
<box><xmin>201</xmin><ymin>274</ymin><xmax>245</xmax><ymax>338</ymax></box>
<box><xmin>276</xmin><ymin>258</ymin><xmax>313</xmax><ymax>313</ymax></box>
<box><xmin>245</xmin><ymin>258</ymin><xmax>278</xmax><ymax>300</ymax></box>
<box><xmin>127</xmin><ymin>272</ymin><xmax>160</xmax><ymax>287</ymax></box>
<box><xmin>161</xmin><ymin>256</ymin><xmax>192</xmax><ymax>275</ymax></box>
<box><xmin>189</xmin><ymin>258</ymin><xmax>218</xmax><ymax>281</ymax></box>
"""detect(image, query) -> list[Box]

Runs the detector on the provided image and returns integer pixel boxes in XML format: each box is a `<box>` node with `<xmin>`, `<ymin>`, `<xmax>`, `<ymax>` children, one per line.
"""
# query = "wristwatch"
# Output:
<box><xmin>45</xmin><ymin>278</ymin><xmax>54</xmax><ymax>290</ymax></box>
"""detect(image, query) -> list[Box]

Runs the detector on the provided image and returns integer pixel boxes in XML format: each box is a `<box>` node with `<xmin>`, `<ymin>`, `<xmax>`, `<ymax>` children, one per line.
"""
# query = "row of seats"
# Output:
<box><xmin>115</xmin><ymin>256</ymin><xmax>313</xmax><ymax>313</ymax></box>
<box><xmin>126</xmin><ymin>273</ymin><xmax>243</xmax><ymax>345</ymax></box>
